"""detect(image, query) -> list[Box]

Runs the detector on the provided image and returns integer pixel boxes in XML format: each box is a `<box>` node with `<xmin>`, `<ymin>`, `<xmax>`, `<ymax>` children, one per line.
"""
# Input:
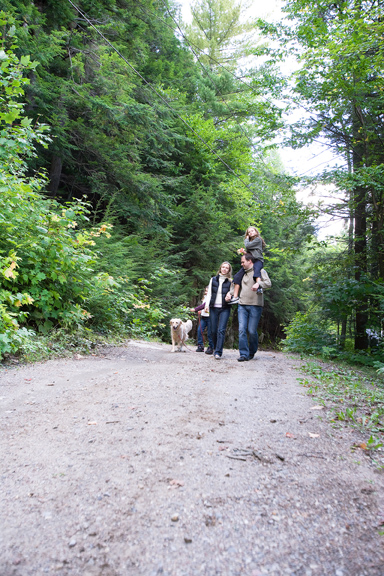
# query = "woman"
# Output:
<box><xmin>205</xmin><ymin>261</ymin><xmax>233</xmax><ymax>360</ymax></box>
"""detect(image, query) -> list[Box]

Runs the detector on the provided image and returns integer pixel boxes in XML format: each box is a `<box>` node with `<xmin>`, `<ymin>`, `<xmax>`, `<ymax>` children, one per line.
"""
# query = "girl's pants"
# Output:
<box><xmin>197</xmin><ymin>316</ymin><xmax>214</xmax><ymax>349</ymax></box>
<box><xmin>233</xmin><ymin>260</ymin><xmax>263</xmax><ymax>285</ymax></box>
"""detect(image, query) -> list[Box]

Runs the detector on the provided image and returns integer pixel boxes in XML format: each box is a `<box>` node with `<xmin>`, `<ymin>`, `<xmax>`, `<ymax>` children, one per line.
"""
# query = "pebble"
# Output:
<box><xmin>171</xmin><ymin>514</ymin><xmax>179</xmax><ymax>522</ymax></box>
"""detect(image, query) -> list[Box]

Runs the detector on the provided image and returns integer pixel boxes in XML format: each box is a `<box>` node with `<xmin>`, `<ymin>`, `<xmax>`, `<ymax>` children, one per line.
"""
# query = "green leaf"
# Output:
<box><xmin>7</xmin><ymin>25</ymin><xmax>16</xmax><ymax>37</ymax></box>
<box><xmin>20</xmin><ymin>117</ymin><xmax>32</xmax><ymax>127</ymax></box>
<box><xmin>3</xmin><ymin>110</ymin><xmax>19</xmax><ymax>124</ymax></box>
<box><xmin>20</xmin><ymin>55</ymin><xmax>30</xmax><ymax>66</ymax></box>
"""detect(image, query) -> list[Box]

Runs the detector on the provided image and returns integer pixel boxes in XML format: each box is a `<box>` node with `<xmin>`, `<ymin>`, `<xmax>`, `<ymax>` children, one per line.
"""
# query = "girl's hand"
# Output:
<box><xmin>237</xmin><ymin>247</ymin><xmax>245</xmax><ymax>254</ymax></box>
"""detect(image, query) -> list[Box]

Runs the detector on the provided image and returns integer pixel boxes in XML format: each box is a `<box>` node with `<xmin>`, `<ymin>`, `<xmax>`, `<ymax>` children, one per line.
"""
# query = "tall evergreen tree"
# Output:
<box><xmin>257</xmin><ymin>0</ymin><xmax>384</xmax><ymax>349</ymax></box>
<box><xmin>185</xmin><ymin>0</ymin><xmax>257</xmax><ymax>70</ymax></box>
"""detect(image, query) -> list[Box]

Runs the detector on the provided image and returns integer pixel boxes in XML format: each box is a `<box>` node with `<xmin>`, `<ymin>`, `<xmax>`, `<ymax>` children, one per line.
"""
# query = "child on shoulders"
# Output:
<box><xmin>230</xmin><ymin>226</ymin><xmax>265</xmax><ymax>303</ymax></box>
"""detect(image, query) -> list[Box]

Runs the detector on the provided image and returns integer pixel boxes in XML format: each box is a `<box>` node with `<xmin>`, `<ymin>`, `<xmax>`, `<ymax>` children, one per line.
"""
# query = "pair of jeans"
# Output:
<box><xmin>233</xmin><ymin>261</ymin><xmax>263</xmax><ymax>285</ymax></box>
<box><xmin>209</xmin><ymin>307</ymin><xmax>231</xmax><ymax>357</ymax></box>
<box><xmin>197</xmin><ymin>315</ymin><xmax>214</xmax><ymax>349</ymax></box>
<box><xmin>238</xmin><ymin>304</ymin><xmax>263</xmax><ymax>359</ymax></box>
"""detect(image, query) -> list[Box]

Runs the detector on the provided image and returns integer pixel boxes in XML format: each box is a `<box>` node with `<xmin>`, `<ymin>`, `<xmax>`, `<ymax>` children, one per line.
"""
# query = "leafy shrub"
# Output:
<box><xmin>284</xmin><ymin>311</ymin><xmax>384</xmax><ymax>368</ymax></box>
<box><xmin>0</xmin><ymin>20</ymin><xmax>116</xmax><ymax>357</ymax></box>
<box><xmin>283</xmin><ymin>311</ymin><xmax>338</xmax><ymax>356</ymax></box>
<box><xmin>86</xmin><ymin>269</ymin><xmax>191</xmax><ymax>341</ymax></box>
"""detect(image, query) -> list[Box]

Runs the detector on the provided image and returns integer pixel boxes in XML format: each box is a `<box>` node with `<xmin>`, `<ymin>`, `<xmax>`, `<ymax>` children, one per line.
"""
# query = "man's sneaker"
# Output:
<box><xmin>237</xmin><ymin>356</ymin><xmax>249</xmax><ymax>362</ymax></box>
<box><xmin>196</xmin><ymin>345</ymin><xmax>204</xmax><ymax>352</ymax></box>
<box><xmin>228</xmin><ymin>296</ymin><xmax>239</xmax><ymax>305</ymax></box>
<box><xmin>257</xmin><ymin>287</ymin><xmax>263</xmax><ymax>294</ymax></box>
<box><xmin>214</xmin><ymin>353</ymin><xmax>221</xmax><ymax>360</ymax></box>
<box><xmin>205</xmin><ymin>347</ymin><xmax>213</xmax><ymax>355</ymax></box>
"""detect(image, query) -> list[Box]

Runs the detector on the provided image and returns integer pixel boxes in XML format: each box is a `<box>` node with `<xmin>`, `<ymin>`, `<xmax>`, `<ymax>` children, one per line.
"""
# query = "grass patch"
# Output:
<box><xmin>0</xmin><ymin>328</ymin><xmax>144</xmax><ymax>365</ymax></box>
<box><xmin>296</xmin><ymin>357</ymin><xmax>384</xmax><ymax>467</ymax></box>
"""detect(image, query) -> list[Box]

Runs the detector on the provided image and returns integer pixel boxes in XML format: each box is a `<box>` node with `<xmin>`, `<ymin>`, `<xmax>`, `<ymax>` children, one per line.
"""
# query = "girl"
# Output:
<box><xmin>231</xmin><ymin>226</ymin><xmax>266</xmax><ymax>302</ymax></box>
<box><xmin>205</xmin><ymin>261</ymin><xmax>233</xmax><ymax>359</ymax></box>
<box><xmin>190</xmin><ymin>286</ymin><xmax>214</xmax><ymax>354</ymax></box>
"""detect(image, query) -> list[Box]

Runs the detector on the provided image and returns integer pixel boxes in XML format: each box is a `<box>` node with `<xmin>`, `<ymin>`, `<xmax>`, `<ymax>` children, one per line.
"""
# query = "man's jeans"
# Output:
<box><xmin>210</xmin><ymin>307</ymin><xmax>231</xmax><ymax>357</ymax></box>
<box><xmin>197</xmin><ymin>315</ymin><xmax>214</xmax><ymax>349</ymax></box>
<box><xmin>238</xmin><ymin>304</ymin><xmax>263</xmax><ymax>358</ymax></box>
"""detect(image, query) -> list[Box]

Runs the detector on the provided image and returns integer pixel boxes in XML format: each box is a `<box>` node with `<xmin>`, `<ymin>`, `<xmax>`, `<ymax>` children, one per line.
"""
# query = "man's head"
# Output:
<box><xmin>241</xmin><ymin>253</ymin><xmax>254</xmax><ymax>270</ymax></box>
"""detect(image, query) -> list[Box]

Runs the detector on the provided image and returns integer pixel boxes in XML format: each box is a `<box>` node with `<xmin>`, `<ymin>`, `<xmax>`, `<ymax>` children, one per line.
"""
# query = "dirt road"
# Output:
<box><xmin>1</xmin><ymin>341</ymin><xmax>384</xmax><ymax>576</ymax></box>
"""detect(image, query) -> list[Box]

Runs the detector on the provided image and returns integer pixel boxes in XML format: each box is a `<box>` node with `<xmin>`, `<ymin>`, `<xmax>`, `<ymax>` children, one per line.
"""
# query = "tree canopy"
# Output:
<box><xmin>1</xmin><ymin>0</ymin><xmax>382</xmax><ymax>367</ymax></box>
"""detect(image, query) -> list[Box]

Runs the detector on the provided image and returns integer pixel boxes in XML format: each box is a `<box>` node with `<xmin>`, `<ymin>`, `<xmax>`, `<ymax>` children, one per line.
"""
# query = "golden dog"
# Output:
<box><xmin>170</xmin><ymin>318</ymin><xmax>193</xmax><ymax>352</ymax></box>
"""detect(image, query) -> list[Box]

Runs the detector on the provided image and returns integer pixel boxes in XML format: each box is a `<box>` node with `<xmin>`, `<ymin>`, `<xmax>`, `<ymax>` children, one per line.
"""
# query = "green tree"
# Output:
<box><xmin>0</xmin><ymin>15</ymin><xmax>97</xmax><ymax>349</ymax></box>
<box><xmin>185</xmin><ymin>0</ymin><xmax>257</xmax><ymax>71</ymax></box>
<box><xmin>257</xmin><ymin>0</ymin><xmax>384</xmax><ymax>350</ymax></box>
<box><xmin>1</xmin><ymin>2</ymin><xmax>315</xmax><ymax>348</ymax></box>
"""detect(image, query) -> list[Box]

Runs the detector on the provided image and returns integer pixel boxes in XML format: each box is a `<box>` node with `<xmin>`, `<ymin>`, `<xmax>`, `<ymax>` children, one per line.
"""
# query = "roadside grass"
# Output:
<box><xmin>0</xmin><ymin>329</ymin><xmax>163</xmax><ymax>366</ymax></box>
<box><xmin>0</xmin><ymin>330</ymin><xmax>120</xmax><ymax>365</ymax></box>
<box><xmin>296</xmin><ymin>357</ymin><xmax>384</xmax><ymax>468</ymax></box>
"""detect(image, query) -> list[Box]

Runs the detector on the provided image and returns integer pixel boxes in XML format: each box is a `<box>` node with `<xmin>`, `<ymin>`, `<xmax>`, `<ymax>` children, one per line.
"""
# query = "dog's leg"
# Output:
<box><xmin>171</xmin><ymin>331</ymin><xmax>176</xmax><ymax>352</ymax></box>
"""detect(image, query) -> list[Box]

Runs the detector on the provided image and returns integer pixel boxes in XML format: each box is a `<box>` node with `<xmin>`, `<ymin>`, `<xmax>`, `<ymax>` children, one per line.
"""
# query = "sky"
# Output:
<box><xmin>176</xmin><ymin>0</ymin><xmax>346</xmax><ymax>238</ymax></box>
<box><xmin>178</xmin><ymin>0</ymin><xmax>283</xmax><ymax>23</ymax></box>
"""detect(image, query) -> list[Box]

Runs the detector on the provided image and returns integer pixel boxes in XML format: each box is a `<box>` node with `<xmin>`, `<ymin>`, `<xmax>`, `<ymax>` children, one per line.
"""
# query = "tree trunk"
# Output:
<box><xmin>47</xmin><ymin>155</ymin><xmax>63</xmax><ymax>196</ymax></box>
<box><xmin>352</xmin><ymin>117</ymin><xmax>368</xmax><ymax>350</ymax></box>
<box><xmin>340</xmin><ymin>317</ymin><xmax>347</xmax><ymax>349</ymax></box>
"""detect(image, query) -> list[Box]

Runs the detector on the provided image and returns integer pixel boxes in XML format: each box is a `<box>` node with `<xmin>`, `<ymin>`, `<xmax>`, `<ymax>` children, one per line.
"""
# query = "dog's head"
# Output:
<box><xmin>170</xmin><ymin>318</ymin><xmax>182</xmax><ymax>331</ymax></box>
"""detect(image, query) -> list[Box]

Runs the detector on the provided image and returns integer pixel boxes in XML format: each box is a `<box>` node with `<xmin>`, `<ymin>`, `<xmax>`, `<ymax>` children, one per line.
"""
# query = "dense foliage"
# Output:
<box><xmin>0</xmin><ymin>1</ymin><xmax>313</xmax><ymax>360</ymax></box>
<box><xmin>257</xmin><ymin>0</ymin><xmax>384</xmax><ymax>362</ymax></box>
<box><xmin>3</xmin><ymin>0</ymin><xmax>382</xmax><ymax>367</ymax></box>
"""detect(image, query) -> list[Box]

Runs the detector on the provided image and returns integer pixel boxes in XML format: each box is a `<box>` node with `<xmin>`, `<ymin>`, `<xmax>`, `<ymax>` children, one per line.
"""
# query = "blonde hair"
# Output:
<box><xmin>217</xmin><ymin>261</ymin><xmax>233</xmax><ymax>278</ymax></box>
<box><xmin>245</xmin><ymin>226</ymin><xmax>266</xmax><ymax>250</ymax></box>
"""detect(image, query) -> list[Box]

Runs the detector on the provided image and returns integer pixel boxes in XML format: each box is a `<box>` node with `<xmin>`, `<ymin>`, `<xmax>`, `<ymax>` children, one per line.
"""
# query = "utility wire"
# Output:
<box><xmin>135</xmin><ymin>0</ymin><xmax>283</xmax><ymax>110</ymax></box>
<box><xmin>138</xmin><ymin>0</ymin><xmax>345</xmax><ymax>182</ymax></box>
<box><xmin>67</xmin><ymin>0</ymin><xmax>253</xmax><ymax>192</ymax></box>
<box><xmin>136</xmin><ymin>0</ymin><xmax>305</xmax><ymax>190</ymax></box>
<box><xmin>160</xmin><ymin>1</ymin><xmax>268</xmax><ymax>167</ymax></box>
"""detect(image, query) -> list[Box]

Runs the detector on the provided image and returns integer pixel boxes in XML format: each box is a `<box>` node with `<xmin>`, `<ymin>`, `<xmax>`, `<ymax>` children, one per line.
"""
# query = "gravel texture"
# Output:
<box><xmin>1</xmin><ymin>340</ymin><xmax>384</xmax><ymax>576</ymax></box>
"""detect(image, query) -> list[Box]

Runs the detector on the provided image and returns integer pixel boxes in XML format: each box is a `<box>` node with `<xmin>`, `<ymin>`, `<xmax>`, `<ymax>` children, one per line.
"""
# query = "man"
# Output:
<box><xmin>225</xmin><ymin>253</ymin><xmax>267</xmax><ymax>362</ymax></box>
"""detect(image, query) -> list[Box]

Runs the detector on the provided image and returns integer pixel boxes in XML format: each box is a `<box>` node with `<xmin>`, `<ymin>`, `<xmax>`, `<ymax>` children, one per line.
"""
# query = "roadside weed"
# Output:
<box><xmin>297</xmin><ymin>359</ymin><xmax>384</xmax><ymax>463</ymax></box>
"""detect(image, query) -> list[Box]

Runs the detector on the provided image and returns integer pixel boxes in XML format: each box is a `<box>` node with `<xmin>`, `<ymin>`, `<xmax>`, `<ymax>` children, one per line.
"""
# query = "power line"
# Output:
<box><xmin>136</xmin><ymin>0</ymin><xmax>283</xmax><ymax>110</ymax></box>
<box><xmin>160</xmin><ymin>1</ymin><xmax>268</xmax><ymax>167</ymax></box>
<box><xmin>67</xmin><ymin>0</ymin><xmax>253</xmax><ymax>192</ymax></box>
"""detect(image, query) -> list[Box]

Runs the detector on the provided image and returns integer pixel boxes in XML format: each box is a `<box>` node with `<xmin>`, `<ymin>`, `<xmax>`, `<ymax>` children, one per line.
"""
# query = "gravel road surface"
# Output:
<box><xmin>1</xmin><ymin>341</ymin><xmax>384</xmax><ymax>576</ymax></box>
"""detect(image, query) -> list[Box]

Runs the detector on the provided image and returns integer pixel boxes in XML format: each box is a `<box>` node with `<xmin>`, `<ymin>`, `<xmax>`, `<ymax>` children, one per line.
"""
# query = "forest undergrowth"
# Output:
<box><xmin>296</xmin><ymin>357</ymin><xmax>384</xmax><ymax>469</ymax></box>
